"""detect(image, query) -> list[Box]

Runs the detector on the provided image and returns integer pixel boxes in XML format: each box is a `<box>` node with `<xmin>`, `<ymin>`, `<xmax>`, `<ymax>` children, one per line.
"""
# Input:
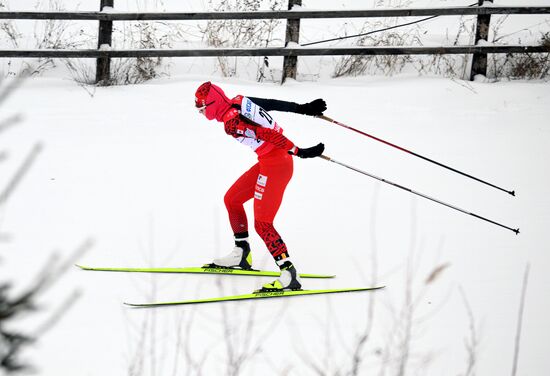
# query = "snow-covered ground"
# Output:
<box><xmin>0</xmin><ymin>0</ymin><xmax>549</xmax><ymax>375</ymax></box>
<box><xmin>1</xmin><ymin>74</ymin><xmax>549</xmax><ymax>375</ymax></box>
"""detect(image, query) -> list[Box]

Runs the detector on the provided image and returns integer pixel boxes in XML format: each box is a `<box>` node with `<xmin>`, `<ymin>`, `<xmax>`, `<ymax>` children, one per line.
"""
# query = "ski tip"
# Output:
<box><xmin>125</xmin><ymin>302</ymin><xmax>173</xmax><ymax>308</ymax></box>
<box><xmin>76</xmin><ymin>264</ymin><xmax>97</xmax><ymax>271</ymax></box>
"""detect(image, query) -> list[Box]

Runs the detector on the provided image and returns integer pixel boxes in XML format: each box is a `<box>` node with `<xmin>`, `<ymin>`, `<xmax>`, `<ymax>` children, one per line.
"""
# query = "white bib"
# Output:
<box><xmin>236</xmin><ymin>97</ymin><xmax>281</xmax><ymax>152</ymax></box>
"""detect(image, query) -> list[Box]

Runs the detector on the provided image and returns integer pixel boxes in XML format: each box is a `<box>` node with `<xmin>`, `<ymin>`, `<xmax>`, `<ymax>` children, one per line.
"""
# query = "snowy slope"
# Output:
<box><xmin>1</xmin><ymin>75</ymin><xmax>549</xmax><ymax>375</ymax></box>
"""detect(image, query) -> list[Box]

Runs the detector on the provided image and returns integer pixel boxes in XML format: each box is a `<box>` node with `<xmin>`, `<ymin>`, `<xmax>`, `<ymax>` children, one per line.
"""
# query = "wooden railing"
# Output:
<box><xmin>1</xmin><ymin>1</ymin><xmax>549</xmax><ymax>84</ymax></box>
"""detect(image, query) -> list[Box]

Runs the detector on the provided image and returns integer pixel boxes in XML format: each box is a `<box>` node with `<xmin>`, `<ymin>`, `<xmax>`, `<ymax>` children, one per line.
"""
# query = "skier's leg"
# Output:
<box><xmin>254</xmin><ymin>221</ymin><xmax>289</xmax><ymax>262</ymax></box>
<box><xmin>253</xmin><ymin>151</ymin><xmax>301</xmax><ymax>290</ymax></box>
<box><xmin>254</xmin><ymin>219</ymin><xmax>301</xmax><ymax>290</ymax></box>
<box><xmin>224</xmin><ymin>163</ymin><xmax>260</xmax><ymax>235</ymax></box>
<box><xmin>213</xmin><ymin>163</ymin><xmax>259</xmax><ymax>269</ymax></box>
<box><xmin>253</xmin><ymin>152</ymin><xmax>293</xmax><ymax>262</ymax></box>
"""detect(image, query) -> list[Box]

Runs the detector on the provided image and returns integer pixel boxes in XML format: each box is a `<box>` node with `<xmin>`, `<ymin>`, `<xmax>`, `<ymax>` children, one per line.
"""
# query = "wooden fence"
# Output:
<box><xmin>0</xmin><ymin>0</ymin><xmax>549</xmax><ymax>84</ymax></box>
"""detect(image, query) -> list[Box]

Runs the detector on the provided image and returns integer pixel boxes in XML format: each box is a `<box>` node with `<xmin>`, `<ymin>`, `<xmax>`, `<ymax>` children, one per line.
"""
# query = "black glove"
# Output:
<box><xmin>297</xmin><ymin>99</ymin><xmax>327</xmax><ymax>116</ymax></box>
<box><xmin>290</xmin><ymin>143</ymin><xmax>325</xmax><ymax>159</ymax></box>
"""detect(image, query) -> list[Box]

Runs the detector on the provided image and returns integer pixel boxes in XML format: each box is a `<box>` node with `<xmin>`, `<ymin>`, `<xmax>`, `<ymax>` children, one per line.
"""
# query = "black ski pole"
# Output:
<box><xmin>317</xmin><ymin>115</ymin><xmax>515</xmax><ymax>197</ymax></box>
<box><xmin>319</xmin><ymin>155</ymin><xmax>519</xmax><ymax>235</ymax></box>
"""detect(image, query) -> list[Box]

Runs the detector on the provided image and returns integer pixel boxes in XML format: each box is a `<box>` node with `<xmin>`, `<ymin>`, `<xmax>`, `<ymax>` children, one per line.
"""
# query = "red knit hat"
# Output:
<box><xmin>195</xmin><ymin>81</ymin><xmax>211</xmax><ymax>108</ymax></box>
<box><xmin>194</xmin><ymin>82</ymin><xmax>232</xmax><ymax>122</ymax></box>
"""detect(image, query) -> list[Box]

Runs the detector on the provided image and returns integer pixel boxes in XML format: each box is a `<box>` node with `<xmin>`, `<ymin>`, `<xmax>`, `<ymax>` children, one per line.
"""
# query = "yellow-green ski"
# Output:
<box><xmin>76</xmin><ymin>264</ymin><xmax>334</xmax><ymax>279</ymax></box>
<box><xmin>124</xmin><ymin>286</ymin><xmax>385</xmax><ymax>307</ymax></box>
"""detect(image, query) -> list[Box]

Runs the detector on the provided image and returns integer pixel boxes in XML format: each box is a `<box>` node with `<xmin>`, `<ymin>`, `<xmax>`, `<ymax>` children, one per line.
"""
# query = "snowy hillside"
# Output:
<box><xmin>1</xmin><ymin>75</ymin><xmax>549</xmax><ymax>375</ymax></box>
<box><xmin>1</xmin><ymin>0</ymin><xmax>550</xmax><ymax>375</ymax></box>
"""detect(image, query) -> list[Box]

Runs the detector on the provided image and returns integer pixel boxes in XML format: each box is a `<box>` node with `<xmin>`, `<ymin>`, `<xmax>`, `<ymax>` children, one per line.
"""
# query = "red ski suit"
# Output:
<box><xmin>201</xmin><ymin>83</ymin><xmax>295</xmax><ymax>260</ymax></box>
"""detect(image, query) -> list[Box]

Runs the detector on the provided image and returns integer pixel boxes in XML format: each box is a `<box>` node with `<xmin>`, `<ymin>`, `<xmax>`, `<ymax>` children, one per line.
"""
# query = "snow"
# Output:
<box><xmin>476</xmin><ymin>39</ymin><xmax>493</xmax><ymax>46</ymax></box>
<box><xmin>285</xmin><ymin>41</ymin><xmax>301</xmax><ymax>48</ymax></box>
<box><xmin>2</xmin><ymin>75</ymin><xmax>550</xmax><ymax>375</ymax></box>
<box><xmin>1</xmin><ymin>0</ymin><xmax>550</xmax><ymax>375</ymax></box>
<box><xmin>100</xmin><ymin>6</ymin><xmax>115</xmax><ymax>13</ymax></box>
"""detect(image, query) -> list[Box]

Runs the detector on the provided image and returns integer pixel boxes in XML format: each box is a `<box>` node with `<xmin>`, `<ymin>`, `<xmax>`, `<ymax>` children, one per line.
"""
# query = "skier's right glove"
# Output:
<box><xmin>288</xmin><ymin>143</ymin><xmax>325</xmax><ymax>159</ymax></box>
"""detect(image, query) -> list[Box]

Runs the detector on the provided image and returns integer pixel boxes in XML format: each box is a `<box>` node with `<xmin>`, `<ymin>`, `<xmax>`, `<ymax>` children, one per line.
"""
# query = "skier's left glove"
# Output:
<box><xmin>297</xmin><ymin>99</ymin><xmax>327</xmax><ymax>116</ymax></box>
<box><xmin>288</xmin><ymin>143</ymin><xmax>325</xmax><ymax>159</ymax></box>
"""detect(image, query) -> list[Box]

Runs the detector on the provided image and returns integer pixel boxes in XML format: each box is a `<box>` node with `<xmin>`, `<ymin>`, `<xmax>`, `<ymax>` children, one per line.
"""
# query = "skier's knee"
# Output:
<box><xmin>224</xmin><ymin>191</ymin><xmax>237</xmax><ymax>210</ymax></box>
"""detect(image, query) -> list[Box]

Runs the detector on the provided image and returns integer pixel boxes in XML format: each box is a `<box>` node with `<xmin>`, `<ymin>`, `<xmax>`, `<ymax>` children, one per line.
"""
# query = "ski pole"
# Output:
<box><xmin>317</xmin><ymin>115</ymin><xmax>515</xmax><ymax>197</ymax></box>
<box><xmin>319</xmin><ymin>155</ymin><xmax>519</xmax><ymax>235</ymax></box>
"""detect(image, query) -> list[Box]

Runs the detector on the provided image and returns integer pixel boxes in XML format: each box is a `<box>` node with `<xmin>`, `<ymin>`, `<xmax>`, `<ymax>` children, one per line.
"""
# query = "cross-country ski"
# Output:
<box><xmin>124</xmin><ymin>286</ymin><xmax>385</xmax><ymax>307</ymax></box>
<box><xmin>76</xmin><ymin>264</ymin><xmax>335</xmax><ymax>279</ymax></box>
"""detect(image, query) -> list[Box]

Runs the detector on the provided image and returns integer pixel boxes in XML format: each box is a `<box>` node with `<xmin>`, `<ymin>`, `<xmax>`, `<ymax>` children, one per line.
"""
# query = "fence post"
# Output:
<box><xmin>281</xmin><ymin>0</ymin><xmax>302</xmax><ymax>84</ymax></box>
<box><xmin>470</xmin><ymin>0</ymin><xmax>493</xmax><ymax>80</ymax></box>
<box><xmin>96</xmin><ymin>0</ymin><xmax>114</xmax><ymax>85</ymax></box>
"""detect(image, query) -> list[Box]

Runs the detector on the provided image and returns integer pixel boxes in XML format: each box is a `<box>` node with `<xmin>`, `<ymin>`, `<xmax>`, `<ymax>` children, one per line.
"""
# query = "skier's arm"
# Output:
<box><xmin>225</xmin><ymin>117</ymin><xmax>295</xmax><ymax>150</ymax></box>
<box><xmin>224</xmin><ymin>117</ymin><xmax>324</xmax><ymax>158</ymax></box>
<box><xmin>247</xmin><ymin>97</ymin><xmax>299</xmax><ymax>113</ymax></box>
<box><xmin>248</xmin><ymin>97</ymin><xmax>326</xmax><ymax>116</ymax></box>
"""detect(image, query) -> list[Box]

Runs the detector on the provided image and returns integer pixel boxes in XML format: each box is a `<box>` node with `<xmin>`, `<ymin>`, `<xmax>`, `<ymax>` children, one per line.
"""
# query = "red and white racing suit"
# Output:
<box><xmin>221</xmin><ymin>95</ymin><xmax>295</xmax><ymax>261</ymax></box>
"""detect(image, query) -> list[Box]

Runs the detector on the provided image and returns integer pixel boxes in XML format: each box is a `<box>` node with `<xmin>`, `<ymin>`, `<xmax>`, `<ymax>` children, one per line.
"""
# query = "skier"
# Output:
<box><xmin>195</xmin><ymin>81</ymin><xmax>326</xmax><ymax>291</ymax></box>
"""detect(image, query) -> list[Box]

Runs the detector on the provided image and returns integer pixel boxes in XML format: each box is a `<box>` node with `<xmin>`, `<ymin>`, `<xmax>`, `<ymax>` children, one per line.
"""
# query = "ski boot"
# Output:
<box><xmin>260</xmin><ymin>261</ymin><xmax>302</xmax><ymax>291</ymax></box>
<box><xmin>209</xmin><ymin>240</ymin><xmax>252</xmax><ymax>270</ymax></box>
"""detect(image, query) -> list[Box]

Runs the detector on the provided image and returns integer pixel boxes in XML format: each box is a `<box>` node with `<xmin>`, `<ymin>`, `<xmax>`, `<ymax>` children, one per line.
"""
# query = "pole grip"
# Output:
<box><xmin>317</xmin><ymin>114</ymin><xmax>335</xmax><ymax>123</ymax></box>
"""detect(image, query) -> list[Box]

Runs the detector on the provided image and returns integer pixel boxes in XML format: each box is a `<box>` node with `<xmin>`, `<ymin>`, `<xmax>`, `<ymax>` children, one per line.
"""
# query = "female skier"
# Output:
<box><xmin>195</xmin><ymin>82</ymin><xmax>326</xmax><ymax>291</ymax></box>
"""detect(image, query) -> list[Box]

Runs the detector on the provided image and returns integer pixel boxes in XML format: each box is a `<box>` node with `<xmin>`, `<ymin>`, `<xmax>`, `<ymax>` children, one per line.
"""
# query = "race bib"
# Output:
<box><xmin>236</xmin><ymin>97</ymin><xmax>281</xmax><ymax>151</ymax></box>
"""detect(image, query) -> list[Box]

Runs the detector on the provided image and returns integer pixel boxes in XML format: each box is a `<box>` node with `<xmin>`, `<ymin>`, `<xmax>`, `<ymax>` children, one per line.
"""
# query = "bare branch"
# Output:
<box><xmin>349</xmin><ymin>185</ymin><xmax>380</xmax><ymax>376</ymax></box>
<box><xmin>32</xmin><ymin>290</ymin><xmax>82</xmax><ymax>337</ymax></box>
<box><xmin>0</xmin><ymin>113</ymin><xmax>22</xmax><ymax>135</ymax></box>
<box><xmin>0</xmin><ymin>143</ymin><xmax>43</xmax><ymax>207</ymax></box>
<box><xmin>0</xmin><ymin>72</ymin><xmax>28</xmax><ymax>106</ymax></box>
<box><xmin>424</xmin><ymin>263</ymin><xmax>450</xmax><ymax>285</ymax></box>
<box><xmin>511</xmin><ymin>263</ymin><xmax>530</xmax><ymax>376</ymax></box>
<box><xmin>459</xmin><ymin>286</ymin><xmax>479</xmax><ymax>376</ymax></box>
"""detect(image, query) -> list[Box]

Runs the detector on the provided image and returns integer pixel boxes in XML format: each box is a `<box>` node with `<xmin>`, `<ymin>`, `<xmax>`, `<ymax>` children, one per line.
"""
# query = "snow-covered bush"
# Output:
<box><xmin>331</xmin><ymin>2</ymin><xmax>549</xmax><ymax>80</ymax></box>
<box><xmin>200</xmin><ymin>0</ymin><xmax>284</xmax><ymax>81</ymax></box>
<box><xmin>1</xmin><ymin>0</ymin><xmax>549</xmax><ymax>83</ymax></box>
<box><xmin>489</xmin><ymin>32</ymin><xmax>550</xmax><ymax>80</ymax></box>
<box><xmin>108</xmin><ymin>20</ymin><xmax>174</xmax><ymax>85</ymax></box>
